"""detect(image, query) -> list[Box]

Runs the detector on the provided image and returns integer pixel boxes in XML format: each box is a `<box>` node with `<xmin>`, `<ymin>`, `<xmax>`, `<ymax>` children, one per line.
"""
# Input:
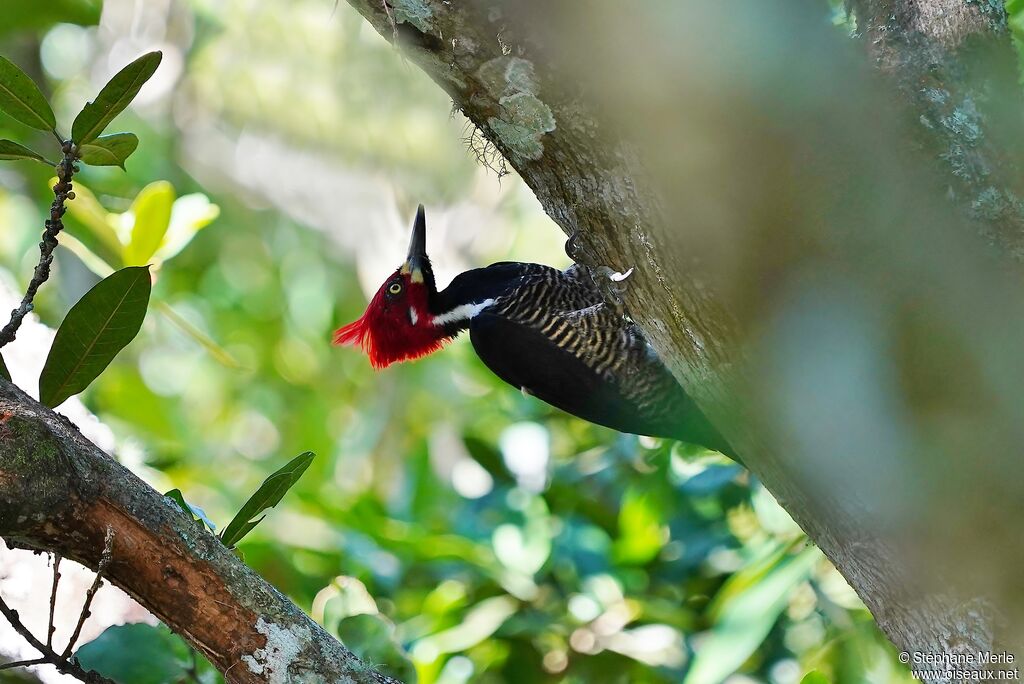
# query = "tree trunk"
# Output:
<box><xmin>344</xmin><ymin>1</ymin><xmax>1024</xmax><ymax>680</ymax></box>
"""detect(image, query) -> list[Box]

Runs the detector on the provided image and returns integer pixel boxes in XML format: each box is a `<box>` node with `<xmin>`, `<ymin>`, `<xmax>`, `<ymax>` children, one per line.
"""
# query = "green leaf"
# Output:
<box><xmin>0</xmin><ymin>138</ymin><xmax>47</xmax><ymax>163</ymax></box>
<box><xmin>0</xmin><ymin>56</ymin><xmax>56</xmax><ymax>131</ymax></box>
<box><xmin>124</xmin><ymin>181</ymin><xmax>174</xmax><ymax>266</ymax></box>
<box><xmin>801</xmin><ymin>672</ymin><xmax>832</xmax><ymax>684</ymax></box>
<box><xmin>78</xmin><ymin>132</ymin><xmax>138</xmax><ymax>168</ymax></box>
<box><xmin>220</xmin><ymin>451</ymin><xmax>315</xmax><ymax>548</ymax></box>
<box><xmin>165</xmin><ymin>488</ymin><xmax>217</xmax><ymax>532</ymax></box>
<box><xmin>71</xmin><ymin>51</ymin><xmax>162</xmax><ymax>144</ymax></box>
<box><xmin>683</xmin><ymin>544</ymin><xmax>822</xmax><ymax>684</ymax></box>
<box><xmin>39</xmin><ymin>266</ymin><xmax>152</xmax><ymax>408</ymax></box>
<box><xmin>75</xmin><ymin>624</ymin><xmax>205</xmax><ymax>684</ymax></box>
<box><xmin>613</xmin><ymin>483</ymin><xmax>668</xmax><ymax>565</ymax></box>
<box><xmin>0</xmin><ymin>352</ymin><xmax>10</xmax><ymax>382</ymax></box>
<box><xmin>0</xmin><ymin>0</ymin><xmax>101</xmax><ymax>38</ymax></box>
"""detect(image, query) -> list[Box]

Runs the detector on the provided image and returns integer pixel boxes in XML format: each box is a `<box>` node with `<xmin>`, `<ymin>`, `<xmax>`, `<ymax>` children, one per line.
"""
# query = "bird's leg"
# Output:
<box><xmin>591</xmin><ymin>266</ymin><xmax>634</xmax><ymax>316</ymax></box>
<box><xmin>565</xmin><ymin>225</ymin><xmax>635</xmax><ymax>315</ymax></box>
<box><xmin>564</xmin><ymin>226</ymin><xmax>591</xmax><ymax>265</ymax></box>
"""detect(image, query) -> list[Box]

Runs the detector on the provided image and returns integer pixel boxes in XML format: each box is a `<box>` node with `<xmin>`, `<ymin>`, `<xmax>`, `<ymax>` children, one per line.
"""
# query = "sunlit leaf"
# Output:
<box><xmin>71</xmin><ymin>51</ymin><xmax>161</xmax><ymax>144</ymax></box>
<box><xmin>39</xmin><ymin>266</ymin><xmax>152</xmax><ymax>408</ymax></box>
<box><xmin>683</xmin><ymin>544</ymin><xmax>822</xmax><ymax>684</ymax></box>
<box><xmin>155</xmin><ymin>193</ymin><xmax>220</xmax><ymax>263</ymax></box>
<box><xmin>78</xmin><ymin>132</ymin><xmax>138</xmax><ymax>169</ymax></box>
<box><xmin>75</xmin><ymin>624</ymin><xmax>211</xmax><ymax>684</ymax></box>
<box><xmin>0</xmin><ymin>352</ymin><xmax>10</xmax><ymax>382</ymax></box>
<box><xmin>220</xmin><ymin>451</ymin><xmax>314</xmax><ymax>548</ymax></box>
<box><xmin>0</xmin><ymin>138</ymin><xmax>48</xmax><ymax>163</ymax></box>
<box><xmin>801</xmin><ymin>671</ymin><xmax>832</xmax><ymax>684</ymax></box>
<box><xmin>124</xmin><ymin>181</ymin><xmax>174</xmax><ymax>266</ymax></box>
<box><xmin>0</xmin><ymin>55</ymin><xmax>56</xmax><ymax>131</ymax></box>
<box><xmin>613</xmin><ymin>483</ymin><xmax>667</xmax><ymax>565</ymax></box>
<box><xmin>60</xmin><ymin>233</ymin><xmax>116</xmax><ymax>278</ymax></box>
<box><xmin>413</xmin><ymin>596</ymin><xmax>518</xmax><ymax>655</ymax></box>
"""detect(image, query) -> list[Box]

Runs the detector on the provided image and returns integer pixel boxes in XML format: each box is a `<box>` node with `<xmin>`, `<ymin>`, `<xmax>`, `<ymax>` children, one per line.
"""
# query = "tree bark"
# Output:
<box><xmin>851</xmin><ymin>0</ymin><xmax>1024</xmax><ymax>258</ymax></box>
<box><xmin>0</xmin><ymin>379</ymin><xmax>397</xmax><ymax>684</ymax></box>
<box><xmin>344</xmin><ymin>1</ymin><xmax>1024</xmax><ymax>680</ymax></box>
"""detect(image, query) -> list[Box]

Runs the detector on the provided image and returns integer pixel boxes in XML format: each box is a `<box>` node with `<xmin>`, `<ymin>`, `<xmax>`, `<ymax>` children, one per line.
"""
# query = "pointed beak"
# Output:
<box><xmin>401</xmin><ymin>204</ymin><xmax>427</xmax><ymax>283</ymax></box>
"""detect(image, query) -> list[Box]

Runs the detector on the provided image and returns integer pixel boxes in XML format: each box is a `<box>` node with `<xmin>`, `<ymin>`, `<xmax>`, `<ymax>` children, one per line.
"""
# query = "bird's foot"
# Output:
<box><xmin>591</xmin><ymin>265</ymin><xmax>635</xmax><ymax>314</ymax></box>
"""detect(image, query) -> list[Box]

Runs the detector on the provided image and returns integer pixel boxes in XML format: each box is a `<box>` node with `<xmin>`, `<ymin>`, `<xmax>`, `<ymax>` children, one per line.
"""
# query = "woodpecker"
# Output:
<box><xmin>335</xmin><ymin>206</ymin><xmax>736</xmax><ymax>459</ymax></box>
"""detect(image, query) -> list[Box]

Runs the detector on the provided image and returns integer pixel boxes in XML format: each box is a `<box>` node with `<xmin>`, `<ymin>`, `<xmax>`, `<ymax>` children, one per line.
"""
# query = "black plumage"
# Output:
<box><xmin>431</xmin><ymin>260</ymin><xmax>737</xmax><ymax>458</ymax></box>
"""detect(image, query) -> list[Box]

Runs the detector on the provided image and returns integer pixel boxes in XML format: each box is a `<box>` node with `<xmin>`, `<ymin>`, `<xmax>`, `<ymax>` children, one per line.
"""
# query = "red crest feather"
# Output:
<box><xmin>334</xmin><ymin>274</ymin><xmax>450</xmax><ymax>369</ymax></box>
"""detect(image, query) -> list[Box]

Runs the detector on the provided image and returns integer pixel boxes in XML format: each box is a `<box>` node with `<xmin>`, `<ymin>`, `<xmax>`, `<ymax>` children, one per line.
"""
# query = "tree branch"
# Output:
<box><xmin>342</xmin><ymin>1</ymin><xmax>1024</xmax><ymax>679</ymax></box>
<box><xmin>0</xmin><ymin>378</ymin><xmax>398</xmax><ymax>684</ymax></box>
<box><xmin>0</xmin><ymin>143</ymin><xmax>77</xmax><ymax>348</ymax></box>
<box><xmin>850</xmin><ymin>0</ymin><xmax>1024</xmax><ymax>258</ymax></box>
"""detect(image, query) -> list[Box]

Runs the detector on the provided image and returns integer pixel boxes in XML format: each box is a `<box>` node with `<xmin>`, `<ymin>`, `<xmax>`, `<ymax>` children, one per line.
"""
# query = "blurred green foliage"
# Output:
<box><xmin>4</xmin><ymin>0</ymin><xmax>1008</xmax><ymax>682</ymax></box>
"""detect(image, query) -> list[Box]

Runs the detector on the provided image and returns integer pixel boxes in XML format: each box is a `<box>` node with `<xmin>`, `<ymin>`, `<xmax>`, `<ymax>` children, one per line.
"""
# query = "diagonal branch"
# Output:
<box><xmin>0</xmin><ymin>377</ymin><xmax>399</xmax><ymax>684</ymax></box>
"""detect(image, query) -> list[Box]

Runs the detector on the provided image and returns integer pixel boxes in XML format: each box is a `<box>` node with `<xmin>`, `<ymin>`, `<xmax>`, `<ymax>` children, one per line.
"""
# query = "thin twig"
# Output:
<box><xmin>61</xmin><ymin>528</ymin><xmax>114</xmax><ymax>659</ymax></box>
<box><xmin>0</xmin><ymin>658</ymin><xmax>45</xmax><ymax>671</ymax></box>
<box><xmin>47</xmin><ymin>554</ymin><xmax>61</xmax><ymax>649</ymax></box>
<box><xmin>0</xmin><ymin>141</ymin><xmax>78</xmax><ymax>348</ymax></box>
<box><xmin>0</xmin><ymin>593</ymin><xmax>115</xmax><ymax>684</ymax></box>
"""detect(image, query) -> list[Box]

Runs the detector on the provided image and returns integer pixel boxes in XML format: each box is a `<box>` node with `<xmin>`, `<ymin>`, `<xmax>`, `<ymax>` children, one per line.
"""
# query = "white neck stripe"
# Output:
<box><xmin>431</xmin><ymin>299</ymin><xmax>495</xmax><ymax>327</ymax></box>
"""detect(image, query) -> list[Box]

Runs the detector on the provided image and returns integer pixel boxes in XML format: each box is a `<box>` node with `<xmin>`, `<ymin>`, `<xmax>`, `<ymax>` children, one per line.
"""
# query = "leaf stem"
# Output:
<box><xmin>0</xmin><ymin>140</ymin><xmax>77</xmax><ymax>348</ymax></box>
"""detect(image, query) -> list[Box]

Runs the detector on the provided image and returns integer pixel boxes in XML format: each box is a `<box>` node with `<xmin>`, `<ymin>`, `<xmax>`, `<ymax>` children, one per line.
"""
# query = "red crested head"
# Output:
<box><xmin>334</xmin><ymin>206</ymin><xmax>451</xmax><ymax>369</ymax></box>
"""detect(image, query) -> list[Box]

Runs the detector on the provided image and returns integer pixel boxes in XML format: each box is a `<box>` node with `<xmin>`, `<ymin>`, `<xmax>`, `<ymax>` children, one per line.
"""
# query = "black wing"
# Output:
<box><xmin>470</xmin><ymin>311</ymin><xmax>652</xmax><ymax>433</ymax></box>
<box><xmin>469</xmin><ymin>310</ymin><xmax>734</xmax><ymax>458</ymax></box>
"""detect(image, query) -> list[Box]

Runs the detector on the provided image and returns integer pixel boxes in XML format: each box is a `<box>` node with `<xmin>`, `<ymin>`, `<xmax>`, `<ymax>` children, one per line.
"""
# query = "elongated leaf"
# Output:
<box><xmin>60</xmin><ymin>233</ymin><xmax>116</xmax><ymax>278</ymax></box>
<box><xmin>156</xmin><ymin>301</ymin><xmax>241</xmax><ymax>369</ymax></box>
<box><xmin>78</xmin><ymin>132</ymin><xmax>138</xmax><ymax>168</ymax></box>
<box><xmin>220</xmin><ymin>451</ymin><xmax>314</xmax><ymax>547</ymax></box>
<box><xmin>61</xmin><ymin>180</ymin><xmax>123</xmax><ymax>266</ymax></box>
<box><xmin>0</xmin><ymin>138</ymin><xmax>47</xmax><ymax>163</ymax></box>
<box><xmin>801</xmin><ymin>672</ymin><xmax>832</xmax><ymax>684</ymax></box>
<box><xmin>71</xmin><ymin>51</ymin><xmax>161</xmax><ymax>144</ymax></box>
<box><xmin>124</xmin><ymin>181</ymin><xmax>174</xmax><ymax>266</ymax></box>
<box><xmin>684</xmin><ymin>544</ymin><xmax>822</xmax><ymax>684</ymax></box>
<box><xmin>39</xmin><ymin>266</ymin><xmax>152</xmax><ymax>408</ymax></box>
<box><xmin>0</xmin><ymin>352</ymin><xmax>10</xmax><ymax>381</ymax></box>
<box><xmin>0</xmin><ymin>55</ymin><xmax>56</xmax><ymax>131</ymax></box>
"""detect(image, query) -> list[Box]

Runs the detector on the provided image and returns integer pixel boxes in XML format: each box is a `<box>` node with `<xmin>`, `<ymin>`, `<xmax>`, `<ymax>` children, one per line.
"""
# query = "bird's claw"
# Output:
<box><xmin>564</xmin><ymin>227</ymin><xmax>588</xmax><ymax>264</ymax></box>
<box><xmin>589</xmin><ymin>265</ymin><xmax>635</xmax><ymax>315</ymax></box>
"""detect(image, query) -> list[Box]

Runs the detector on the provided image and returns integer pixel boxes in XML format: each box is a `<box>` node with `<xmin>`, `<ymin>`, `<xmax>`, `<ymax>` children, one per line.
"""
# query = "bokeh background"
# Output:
<box><xmin>2</xmin><ymin>0</ymin><xmax>999</xmax><ymax>682</ymax></box>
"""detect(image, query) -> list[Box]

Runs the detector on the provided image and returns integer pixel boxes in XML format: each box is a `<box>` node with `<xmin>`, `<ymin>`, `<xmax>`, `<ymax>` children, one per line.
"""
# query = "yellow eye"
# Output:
<box><xmin>388</xmin><ymin>282</ymin><xmax>403</xmax><ymax>295</ymax></box>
